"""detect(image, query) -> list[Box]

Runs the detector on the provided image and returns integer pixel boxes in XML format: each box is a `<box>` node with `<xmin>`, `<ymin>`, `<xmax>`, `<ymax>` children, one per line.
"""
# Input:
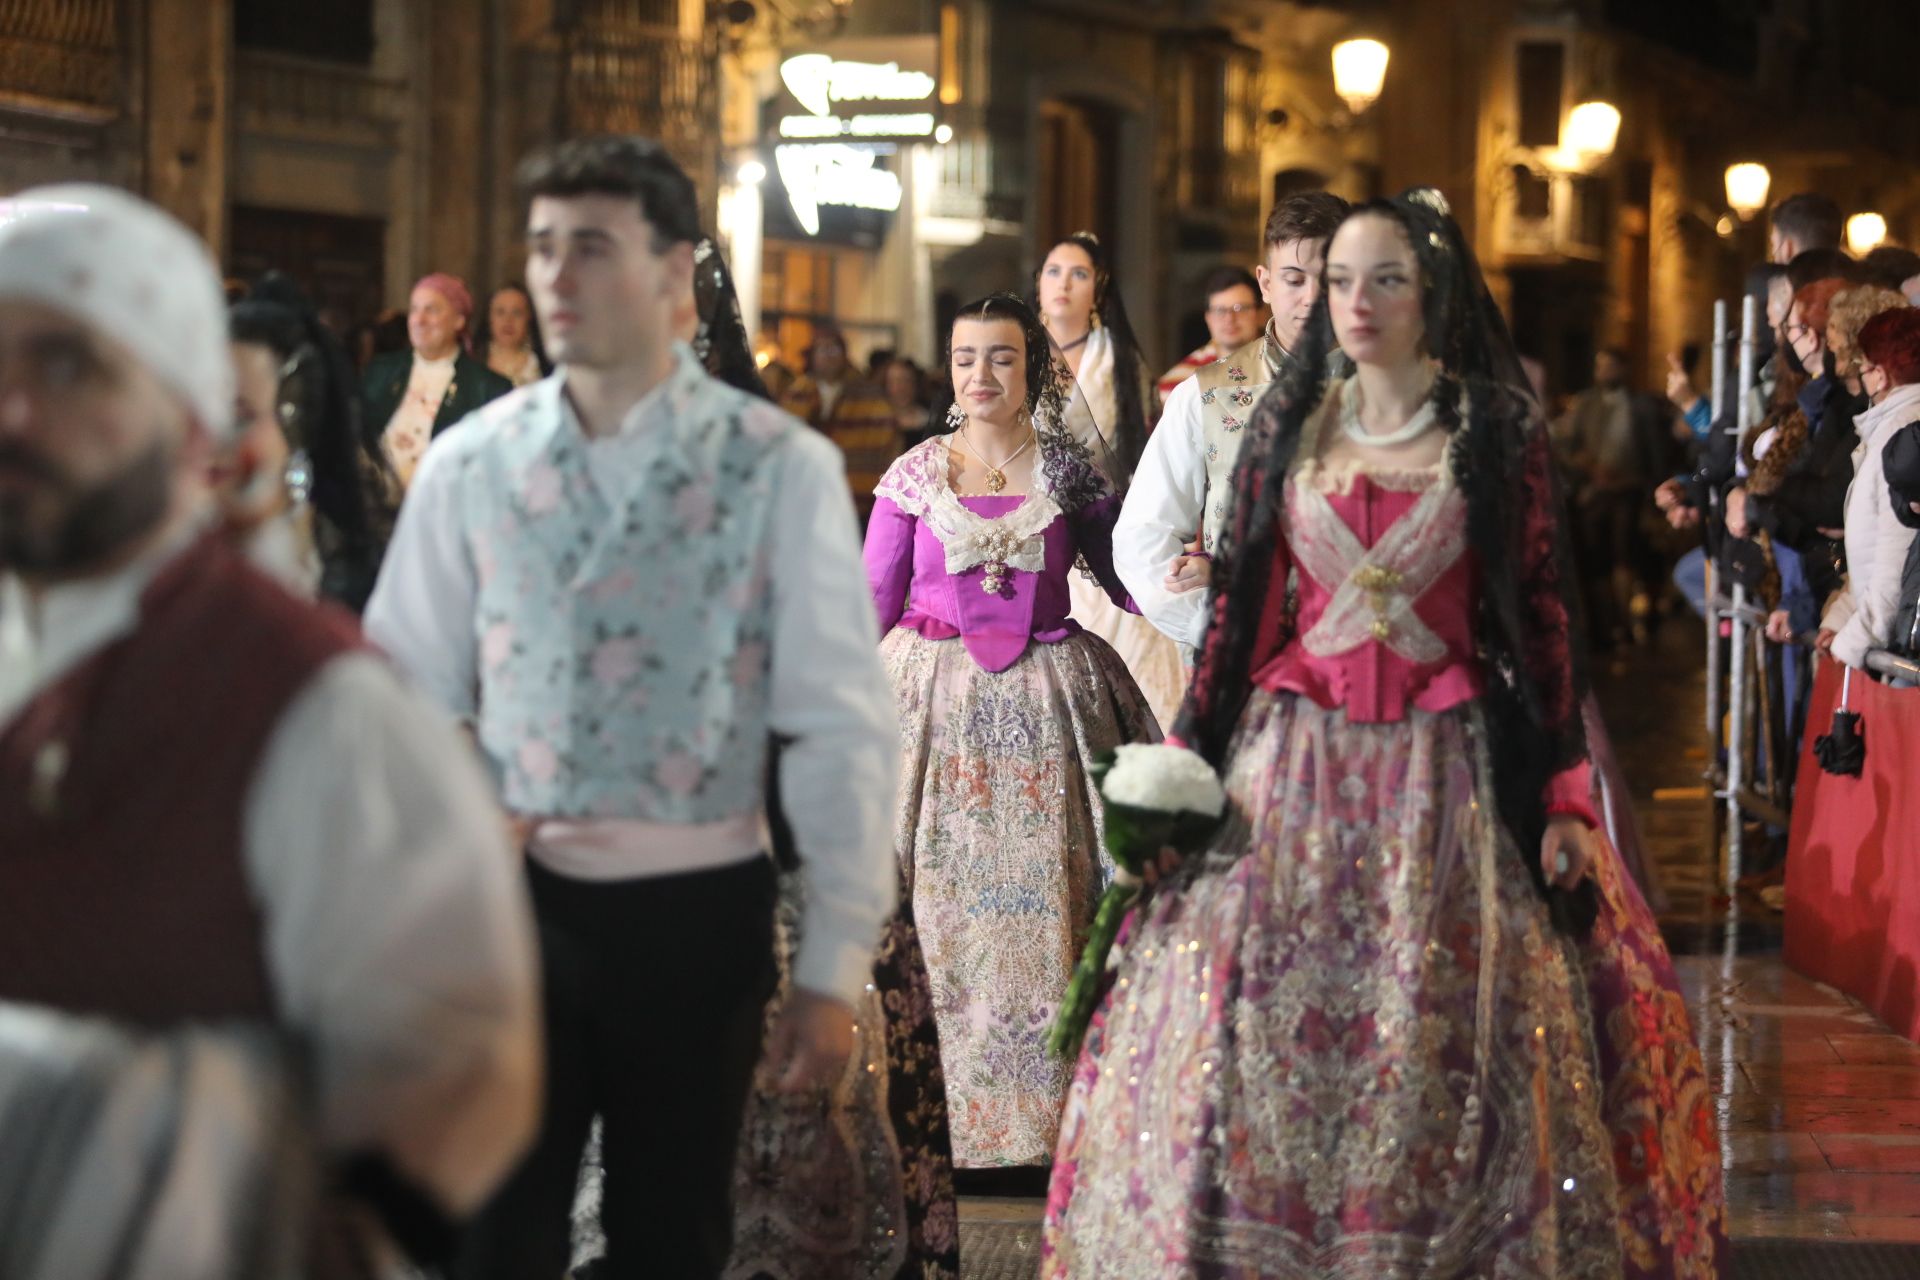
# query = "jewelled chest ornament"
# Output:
<box><xmin>971</xmin><ymin>526</ymin><xmax>1026</xmax><ymax>594</ymax></box>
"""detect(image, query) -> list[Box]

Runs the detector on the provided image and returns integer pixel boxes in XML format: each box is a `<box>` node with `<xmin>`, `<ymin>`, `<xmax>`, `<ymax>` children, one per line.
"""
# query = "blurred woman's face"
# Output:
<box><xmin>1766</xmin><ymin>277</ymin><xmax>1794</xmax><ymax>332</ymax></box>
<box><xmin>1861</xmin><ymin>358</ymin><xmax>1890</xmax><ymax>404</ymax></box>
<box><xmin>1039</xmin><ymin>243</ymin><xmax>1097</xmax><ymax>332</ymax></box>
<box><xmin>224</xmin><ymin>340</ymin><xmax>293</xmax><ymax>520</ymax></box>
<box><xmin>883</xmin><ymin>360</ymin><xmax>917</xmax><ymax>405</ymax></box>
<box><xmin>1325</xmin><ymin>213</ymin><xmax>1426</xmax><ymax>370</ymax></box>
<box><xmin>950</xmin><ymin>317</ymin><xmax>1028</xmax><ymax>429</ymax></box>
<box><xmin>489</xmin><ymin>288</ymin><xmax>532</xmax><ymax>349</ymax></box>
<box><xmin>1786</xmin><ymin>301</ymin><xmax>1825</xmax><ymax>370</ymax></box>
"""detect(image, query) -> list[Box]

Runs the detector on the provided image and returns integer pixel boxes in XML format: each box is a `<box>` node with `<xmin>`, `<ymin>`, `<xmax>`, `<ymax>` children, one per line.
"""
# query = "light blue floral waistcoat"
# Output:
<box><xmin>458</xmin><ymin>354</ymin><xmax>794</xmax><ymax>821</ymax></box>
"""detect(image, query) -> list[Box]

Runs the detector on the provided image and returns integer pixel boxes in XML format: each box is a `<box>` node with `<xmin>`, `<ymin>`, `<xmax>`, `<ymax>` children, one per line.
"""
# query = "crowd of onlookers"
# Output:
<box><xmin>1574</xmin><ymin>192</ymin><xmax>1920</xmax><ymax>900</ymax></box>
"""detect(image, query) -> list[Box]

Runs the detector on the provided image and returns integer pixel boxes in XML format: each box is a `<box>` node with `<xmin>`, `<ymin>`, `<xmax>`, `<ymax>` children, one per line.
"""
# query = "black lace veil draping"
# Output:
<box><xmin>1180</xmin><ymin>188</ymin><xmax>1598</xmax><ymax>932</ymax></box>
<box><xmin>1034</xmin><ymin>231</ymin><xmax>1151</xmax><ymax>487</ymax></box>
<box><xmin>691</xmin><ymin>237</ymin><xmax>771</xmax><ymax>401</ymax></box>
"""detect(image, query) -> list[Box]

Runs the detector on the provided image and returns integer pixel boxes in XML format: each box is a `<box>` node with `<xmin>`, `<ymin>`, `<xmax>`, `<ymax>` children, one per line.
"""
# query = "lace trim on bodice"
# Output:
<box><xmin>874</xmin><ymin>436</ymin><xmax>1065</xmax><ymax>575</ymax></box>
<box><xmin>1294</xmin><ymin>456</ymin><xmax>1447</xmax><ymax>495</ymax></box>
<box><xmin>1288</xmin><ymin>379</ymin><xmax>1468</xmax><ymax>663</ymax></box>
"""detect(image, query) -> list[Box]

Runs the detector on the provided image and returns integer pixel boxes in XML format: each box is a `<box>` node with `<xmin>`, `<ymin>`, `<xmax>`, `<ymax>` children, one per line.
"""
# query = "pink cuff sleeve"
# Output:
<box><xmin>1543</xmin><ymin>760</ymin><xmax>1599</xmax><ymax>830</ymax></box>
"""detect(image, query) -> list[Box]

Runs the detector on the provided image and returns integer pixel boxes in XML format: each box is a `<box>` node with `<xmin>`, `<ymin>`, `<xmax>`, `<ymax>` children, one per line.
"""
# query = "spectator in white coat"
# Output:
<box><xmin>1822</xmin><ymin>307</ymin><xmax>1920</xmax><ymax>668</ymax></box>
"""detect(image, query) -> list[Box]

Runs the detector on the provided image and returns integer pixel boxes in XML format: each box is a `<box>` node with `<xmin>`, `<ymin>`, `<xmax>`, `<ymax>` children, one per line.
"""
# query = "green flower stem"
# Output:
<box><xmin>1047</xmin><ymin>879</ymin><xmax>1141</xmax><ymax>1060</ymax></box>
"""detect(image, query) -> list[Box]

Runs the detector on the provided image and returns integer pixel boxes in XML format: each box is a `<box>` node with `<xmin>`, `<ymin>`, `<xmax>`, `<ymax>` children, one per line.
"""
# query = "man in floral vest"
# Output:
<box><xmin>1114</xmin><ymin>191</ymin><xmax>1351</xmax><ymax>661</ymax></box>
<box><xmin>365</xmin><ymin>137</ymin><xmax>899</xmax><ymax>1279</ymax></box>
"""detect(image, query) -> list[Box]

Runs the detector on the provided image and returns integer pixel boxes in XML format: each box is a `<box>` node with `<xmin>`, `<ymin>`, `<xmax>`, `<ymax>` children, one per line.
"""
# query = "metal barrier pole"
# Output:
<box><xmin>1726</xmin><ymin>294</ymin><xmax>1759</xmax><ymax>899</ymax></box>
<box><xmin>1705</xmin><ymin>300</ymin><xmax>1728</xmax><ymax>815</ymax></box>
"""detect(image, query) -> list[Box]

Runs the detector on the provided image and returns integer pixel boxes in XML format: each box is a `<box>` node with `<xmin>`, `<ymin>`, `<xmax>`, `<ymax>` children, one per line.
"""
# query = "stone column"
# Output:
<box><xmin>423</xmin><ymin>0</ymin><xmax>491</xmax><ymax>291</ymax></box>
<box><xmin>143</xmin><ymin>0</ymin><xmax>231</xmax><ymax>255</ymax></box>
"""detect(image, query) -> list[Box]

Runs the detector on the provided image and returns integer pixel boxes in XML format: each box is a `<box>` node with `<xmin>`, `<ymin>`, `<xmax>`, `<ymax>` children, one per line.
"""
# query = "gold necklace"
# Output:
<box><xmin>961</xmin><ymin>422</ymin><xmax>1035</xmax><ymax>493</ymax></box>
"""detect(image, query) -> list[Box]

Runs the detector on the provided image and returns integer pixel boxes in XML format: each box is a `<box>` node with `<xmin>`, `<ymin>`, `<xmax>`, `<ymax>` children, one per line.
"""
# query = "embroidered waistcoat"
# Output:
<box><xmin>458</xmin><ymin>367</ymin><xmax>794</xmax><ymax>821</ymax></box>
<box><xmin>1193</xmin><ymin>330</ymin><xmax>1285</xmax><ymax>554</ymax></box>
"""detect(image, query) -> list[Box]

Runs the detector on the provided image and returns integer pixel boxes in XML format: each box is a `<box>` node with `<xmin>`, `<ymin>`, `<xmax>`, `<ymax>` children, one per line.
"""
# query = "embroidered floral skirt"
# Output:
<box><xmin>571</xmin><ymin>879</ymin><xmax>960</xmax><ymax>1280</ymax></box>
<box><xmin>1041</xmin><ymin>690</ymin><xmax>1727</xmax><ymax>1279</ymax></box>
<box><xmin>882</xmin><ymin>625</ymin><xmax>1161</xmax><ymax>1167</ymax></box>
<box><xmin>1068</xmin><ymin>571</ymin><xmax>1189</xmax><ymax>734</ymax></box>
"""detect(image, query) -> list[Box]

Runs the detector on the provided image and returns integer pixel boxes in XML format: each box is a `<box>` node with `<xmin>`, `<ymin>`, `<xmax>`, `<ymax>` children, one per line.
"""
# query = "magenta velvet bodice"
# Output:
<box><xmin>863</xmin><ymin>438</ymin><xmax>1137</xmax><ymax>672</ymax></box>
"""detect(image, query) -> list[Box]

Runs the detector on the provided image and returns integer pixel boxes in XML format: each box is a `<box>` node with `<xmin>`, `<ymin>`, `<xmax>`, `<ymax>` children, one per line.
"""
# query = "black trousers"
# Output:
<box><xmin>459</xmin><ymin>855</ymin><xmax>778</xmax><ymax>1280</ymax></box>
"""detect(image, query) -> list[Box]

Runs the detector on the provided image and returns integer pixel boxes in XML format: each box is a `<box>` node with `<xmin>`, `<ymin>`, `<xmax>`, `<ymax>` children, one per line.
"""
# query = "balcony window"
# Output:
<box><xmin>1515</xmin><ymin>40</ymin><xmax>1564</xmax><ymax>150</ymax></box>
<box><xmin>235</xmin><ymin>0</ymin><xmax>374</xmax><ymax>66</ymax></box>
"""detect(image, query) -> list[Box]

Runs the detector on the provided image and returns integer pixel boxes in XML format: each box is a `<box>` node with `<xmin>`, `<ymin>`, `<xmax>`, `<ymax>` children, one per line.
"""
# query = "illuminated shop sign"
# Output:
<box><xmin>775</xmin><ymin>143</ymin><xmax>902</xmax><ymax>236</ymax></box>
<box><xmin>768</xmin><ymin>37</ymin><xmax>938</xmax><ymax>239</ymax></box>
<box><xmin>775</xmin><ymin>36</ymin><xmax>940</xmax><ymax>145</ymax></box>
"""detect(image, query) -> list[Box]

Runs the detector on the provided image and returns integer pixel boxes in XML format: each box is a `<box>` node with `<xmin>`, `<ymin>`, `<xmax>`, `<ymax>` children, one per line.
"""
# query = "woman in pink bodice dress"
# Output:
<box><xmin>1042</xmin><ymin>192</ymin><xmax>1727</xmax><ymax>1279</ymax></box>
<box><xmin>863</xmin><ymin>294</ymin><xmax>1160</xmax><ymax>1171</ymax></box>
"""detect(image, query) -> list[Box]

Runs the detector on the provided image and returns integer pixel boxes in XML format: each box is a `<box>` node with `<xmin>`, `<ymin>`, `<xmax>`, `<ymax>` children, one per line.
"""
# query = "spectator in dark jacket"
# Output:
<box><xmin>1728</xmin><ymin>277</ymin><xmax>1861</xmax><ymax>604</ymax></box>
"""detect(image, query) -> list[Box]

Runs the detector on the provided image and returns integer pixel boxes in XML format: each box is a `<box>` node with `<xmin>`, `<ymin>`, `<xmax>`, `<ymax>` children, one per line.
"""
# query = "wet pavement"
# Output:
<box><xmin>1598</xmin><ymin>622</ymin><xmax>1920</xmax><ymax>1243</ymax></box>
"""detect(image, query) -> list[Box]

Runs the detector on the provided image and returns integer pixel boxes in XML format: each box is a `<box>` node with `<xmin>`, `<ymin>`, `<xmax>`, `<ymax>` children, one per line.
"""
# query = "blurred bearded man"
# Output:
<box><xmin>0</xmin><ymin>185</ymin><xmax>539</xmax><ymax>1270</ymax></box>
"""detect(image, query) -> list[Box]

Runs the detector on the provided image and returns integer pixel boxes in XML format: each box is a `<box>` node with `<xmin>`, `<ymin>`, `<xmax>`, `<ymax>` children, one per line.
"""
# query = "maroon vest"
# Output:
<box><xmin>0</xmin><ymin>535</ymin><xmax>363</xmax><ymax>1027</ymax></box>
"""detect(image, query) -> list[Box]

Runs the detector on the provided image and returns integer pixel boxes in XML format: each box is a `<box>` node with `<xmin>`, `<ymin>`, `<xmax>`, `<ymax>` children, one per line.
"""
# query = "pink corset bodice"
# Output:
<box><xmin>1254</xmin><ymin>461</ymin><xmax>1484</xmax><ymax>723</ymax></box>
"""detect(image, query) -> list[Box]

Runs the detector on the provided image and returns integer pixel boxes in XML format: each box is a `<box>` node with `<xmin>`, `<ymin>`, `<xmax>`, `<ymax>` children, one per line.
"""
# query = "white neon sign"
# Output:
<box><xmin>781</xmin><ymin>54</ymin><xmax>936</xmax><ymax>114</ymax></box>
<box><xmin>780</xmin><ymin>113</ymin><xmax>936</xmax><ymax>139</ymax></box>
<box><xmin>775</xmin><ymin>144</ymin><xmax>903</xmax><ymax>236</ymax></box>
<box><xmin>777</xmin><ymin>52</ymin><xmax>939</xmax><ymax>141</ymax></box>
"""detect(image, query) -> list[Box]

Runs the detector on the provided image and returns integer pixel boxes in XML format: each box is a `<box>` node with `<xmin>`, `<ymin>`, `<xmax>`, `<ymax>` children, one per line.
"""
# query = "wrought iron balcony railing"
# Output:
<box><xmin>234</xmin><ymin>50</ymin><xmax>407</xmax><ymax>146</ymax></box>
<box><xmin>0</xmin><ymin>0</ymin><xmax>121</xmax><ymax>120</ymax></box>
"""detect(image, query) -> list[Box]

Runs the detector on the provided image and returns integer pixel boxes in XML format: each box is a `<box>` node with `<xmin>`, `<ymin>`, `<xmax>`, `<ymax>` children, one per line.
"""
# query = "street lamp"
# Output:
<box><xmin>1331</xmin><ymin>39</ymin><xmax>1390</xmax><ymax>116</ymax></box>
<box><xmin>1847</xmin><ymin>211</ymin><xmax>1889</xmax><ymax>257</ymax></box>
<box><xmin>1564</xmin><ymin>101</ymin><xmax>1620</xmax><ymax>162</ymax></box>
<box><xmin>1725</xmin><ymin>162</ymin><xmax>1771</xmax><ymax>220</ymax></box>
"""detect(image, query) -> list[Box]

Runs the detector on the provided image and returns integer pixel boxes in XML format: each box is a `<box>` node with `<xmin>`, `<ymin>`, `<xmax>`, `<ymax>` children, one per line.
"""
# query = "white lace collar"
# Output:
<box><xmin>873</xmin><ymin>437</ymin><xmax>1065</xmax><ymax>575</ymax></box>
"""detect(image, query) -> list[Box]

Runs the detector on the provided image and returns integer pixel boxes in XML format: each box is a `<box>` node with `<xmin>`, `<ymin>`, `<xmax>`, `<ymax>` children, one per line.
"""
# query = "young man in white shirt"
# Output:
<box><xmin>1115</xmin><ymin>191</ymin><xmax>1351</xmax><ymax>659</ymax></box>
<box><xmin>365</xmin><ymin>136</ymin><xmax>899</xmax><ymax>1279</ymax></box>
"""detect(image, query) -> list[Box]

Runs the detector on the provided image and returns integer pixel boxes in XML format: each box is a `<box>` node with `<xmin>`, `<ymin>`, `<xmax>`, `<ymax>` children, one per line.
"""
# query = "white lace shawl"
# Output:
<box><xmin>873</xmin><ymin>436</ymin><xmax>1065</xmax><ymax>576</ymax></box>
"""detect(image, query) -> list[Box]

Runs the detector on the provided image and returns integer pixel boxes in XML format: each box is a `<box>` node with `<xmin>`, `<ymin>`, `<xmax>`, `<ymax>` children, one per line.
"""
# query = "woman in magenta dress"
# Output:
<box><xmin>1042</xmin><ymin>192</ymin><xmax>1725</xmax><ymax>1277</ymax></box>
<box><xmin>864</xmin><ymin>294</ymin><xmax>1160</xmax><ymax>1170</ymax></box>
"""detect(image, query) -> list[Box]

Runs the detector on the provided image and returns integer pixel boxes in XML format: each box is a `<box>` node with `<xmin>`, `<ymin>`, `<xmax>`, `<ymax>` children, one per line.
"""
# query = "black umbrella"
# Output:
<box><xmin>1815</xmin><ymin>666</ymin><xmax>1866</xmax><ymax>777</ymax></box>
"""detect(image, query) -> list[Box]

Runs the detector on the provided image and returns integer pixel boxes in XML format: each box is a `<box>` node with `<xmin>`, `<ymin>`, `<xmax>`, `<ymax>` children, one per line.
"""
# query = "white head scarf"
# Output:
<box><xmin>0</xmin><ymin>184</ymin><xmax>233</xmax><ymax>437</ymax></box>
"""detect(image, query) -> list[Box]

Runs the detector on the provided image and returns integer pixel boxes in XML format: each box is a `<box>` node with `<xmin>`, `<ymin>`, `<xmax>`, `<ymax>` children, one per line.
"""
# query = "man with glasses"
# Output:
<box><xmin>1154</xmin><ymin>266</ymin><xmax>1266</xmax><ymax>412</ymax></box>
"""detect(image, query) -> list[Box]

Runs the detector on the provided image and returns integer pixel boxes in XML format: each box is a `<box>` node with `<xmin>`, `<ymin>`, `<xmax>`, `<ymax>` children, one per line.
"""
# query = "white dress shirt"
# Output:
<box><xmin>364</xmin><ymin>355</ymin><xmax>899</xmax><ymax>1005</ymax></box>
<box><xmin>0</xmin><ymin>529</ymin><xmax>540</xmax><ymax>1217</ymax></box>
<box><xmin>1114</xmin><ymin>373</ymin><xmax>1213</xmax><ymax>651</ymax></box>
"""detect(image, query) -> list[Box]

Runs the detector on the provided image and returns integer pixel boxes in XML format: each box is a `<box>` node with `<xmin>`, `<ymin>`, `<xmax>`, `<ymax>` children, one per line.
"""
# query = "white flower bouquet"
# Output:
<box><xmin>1048</xmin><ymin>743</ymin><xmax>1227</xmax><ymax>1059</ymax></box>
